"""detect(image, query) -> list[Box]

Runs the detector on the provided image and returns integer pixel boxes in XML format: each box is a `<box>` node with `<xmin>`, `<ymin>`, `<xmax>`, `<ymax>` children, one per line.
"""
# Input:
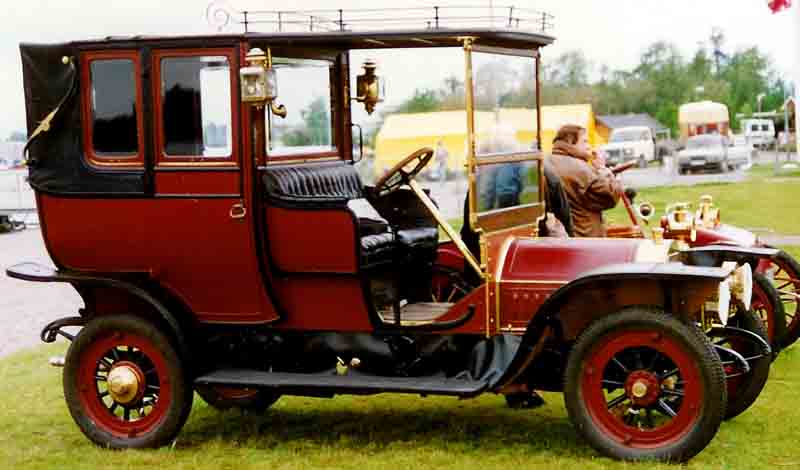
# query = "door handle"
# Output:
<box><xmin>229</xmin><ymin>202</ymin><xmax>247</xmax><ymax>220</ymax></box>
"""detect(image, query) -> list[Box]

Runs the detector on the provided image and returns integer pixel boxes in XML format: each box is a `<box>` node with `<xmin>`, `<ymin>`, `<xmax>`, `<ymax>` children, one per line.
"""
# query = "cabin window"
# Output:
<box><xmin>160</xmin><ymin>56</ymin><xmax>232</xmax><ymax>158</ymax></box>
<box><xmin>267</xmin><ymin>58</ymin><xmax>336</xmax><ymax>156</ymax></box>
<box><xmin>89</xmin><ymin>59</ymin><xmax>139</xmax><ymax>157</ymax></box>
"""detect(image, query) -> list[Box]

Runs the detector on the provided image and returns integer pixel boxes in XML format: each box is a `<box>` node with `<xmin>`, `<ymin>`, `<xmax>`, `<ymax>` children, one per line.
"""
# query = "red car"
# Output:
<box><xmin>7</xmin><ymin>7</ymin><xmax>773</xmax><ymax>462</ymax></box>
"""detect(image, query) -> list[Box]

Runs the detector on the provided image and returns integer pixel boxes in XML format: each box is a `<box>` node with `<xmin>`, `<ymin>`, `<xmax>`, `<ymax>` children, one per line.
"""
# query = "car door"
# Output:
<box><xmin>150</xmin><ymin>47</ymin><xmax>278</xmax><ymax>323</ymax></box>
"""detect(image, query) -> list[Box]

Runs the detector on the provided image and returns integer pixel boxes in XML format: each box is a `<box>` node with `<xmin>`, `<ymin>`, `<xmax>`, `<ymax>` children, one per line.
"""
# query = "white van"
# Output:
<box><xmin>742</xmin><ymin>119</ymin><xmax>775</xmax><ymax>149</ymax></box>
<box><xmin>601</xmin><ymin>126</ymin><xmax>656</xmax><ymax>168</ymax></box>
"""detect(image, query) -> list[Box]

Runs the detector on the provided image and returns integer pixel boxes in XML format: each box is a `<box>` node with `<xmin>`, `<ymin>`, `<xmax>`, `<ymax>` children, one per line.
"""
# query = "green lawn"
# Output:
<box><xmin>1</xmin><ymin>342</ymin><xmax>798</xmax><ymax>469</ymax></box>
<box><xmin>607</xmin><ymin>165</ymin><xmax>800</xmax><ymax>235</ymax></box>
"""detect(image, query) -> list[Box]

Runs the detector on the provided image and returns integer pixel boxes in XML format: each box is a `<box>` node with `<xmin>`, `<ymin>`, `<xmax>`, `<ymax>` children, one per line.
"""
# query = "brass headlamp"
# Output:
<box><xmin>354</xmin><ymin>59</ymin><xmax>384</xmax><ymax>115</ymax></box>
<box><xmin>240</xmin><ymin>47</ymin><xmax>286</xmax><ymax>117</ymax></box>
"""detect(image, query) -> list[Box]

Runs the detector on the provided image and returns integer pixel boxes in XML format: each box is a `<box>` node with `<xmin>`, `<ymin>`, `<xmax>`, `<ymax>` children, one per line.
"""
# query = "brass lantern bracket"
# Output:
<box><xmin>265</xmin><ymin>48</ymin><xmax>287</xmax><ymax>118</ymax></box>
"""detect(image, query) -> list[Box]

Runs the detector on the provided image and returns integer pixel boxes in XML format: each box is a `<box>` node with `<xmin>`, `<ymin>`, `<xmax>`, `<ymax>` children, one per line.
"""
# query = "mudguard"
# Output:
<box><xmin>678</xmin><ymin>245</ymin><xmax>780</xmax><ymax>270</ymax></box>
<box><xmin>6</xmin><ymin>262</ymin><xmax>189</xmax><ymax>359</ymax></box>
<box><xmin>493</xmin><ymin>262</ymin><xmax>731</xmax><ymax>390</ymax></box>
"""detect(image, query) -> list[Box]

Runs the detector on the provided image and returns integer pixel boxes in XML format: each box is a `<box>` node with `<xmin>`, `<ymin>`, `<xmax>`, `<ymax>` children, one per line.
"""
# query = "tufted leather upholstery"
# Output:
<box><xmin>264</xmin><ymin>162</ymin><xmax>397</xmax><ymax>267</ymax></box>
<box><xmin>263</xmin><ymin>162</ymin><xmax>364</xmax><ymax>204</ymax></box>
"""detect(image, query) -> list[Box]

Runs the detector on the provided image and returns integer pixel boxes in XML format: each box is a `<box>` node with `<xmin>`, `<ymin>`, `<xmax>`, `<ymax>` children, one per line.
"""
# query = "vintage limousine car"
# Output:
<box><xmin>7</xmin><ymin>7</ymin><xmax>775</xmax><ymax>462</ymax></box>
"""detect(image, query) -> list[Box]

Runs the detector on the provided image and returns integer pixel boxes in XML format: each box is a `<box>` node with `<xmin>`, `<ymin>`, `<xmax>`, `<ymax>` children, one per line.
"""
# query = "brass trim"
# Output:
<box><xmin>475</xmin><ymin>152</ymin><xmax>543</xmax><ymax>165</ymax></box>
<box><xmin>494</xmin><ymin>235</ymin><xmax>515</xmax><ymax>330</ymax></box>
<box><xmin>462</xmin><ymin>37</ymin><xmax>478</xmax><ymax>232</ymax></box>
<box><xmin>262</xmin><ymin>156</ymin><xmax>341</xmax><ymax>166</ymax></box>
<box><xmin>407</xmin><ymin>179</ymin><xmax>482</xmax><ymax>277</ymax></box>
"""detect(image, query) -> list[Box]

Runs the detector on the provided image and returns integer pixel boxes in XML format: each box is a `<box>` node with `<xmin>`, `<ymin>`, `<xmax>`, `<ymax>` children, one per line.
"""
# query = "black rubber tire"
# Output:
<box><xmin>564</xmin><ymin>307</ymin><xmax>726</xmax><ymax>462</ymax></box>
<box><xmin>772</xmin><ymin>250</ymin><xmax>800</xmax><ymax>349</ymax></box>
<box><xmin>63</xmin><ymin>315</ymin><xmax>193</xmax><ymax>449</ymax></box>
<box><xmin>752</xmin><ymin>272</ymin><xmax>786</xmax><ymax>354</ymax></box>
<box><xmin>196</xmin><ymin>385</ymin><xmax>280</xmax><ymax>412</ymax></box>
<box><xmin>718</xmin><ymin>308</ymin><xmax>771</xmax><ymax>420</ymax></box>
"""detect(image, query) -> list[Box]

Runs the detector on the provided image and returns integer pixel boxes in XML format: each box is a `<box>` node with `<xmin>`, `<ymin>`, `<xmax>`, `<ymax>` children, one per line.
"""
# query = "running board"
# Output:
<box><xmin>195</xmin><ymin>369</ymin><xmax>488</xmax><ymax>398</ymax></box>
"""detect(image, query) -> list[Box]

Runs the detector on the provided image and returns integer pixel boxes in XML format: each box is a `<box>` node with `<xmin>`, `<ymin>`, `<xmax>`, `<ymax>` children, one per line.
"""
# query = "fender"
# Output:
<box><xmin>678</xmin><ymin>245</ymin><xmax>780</xmax><ymax>270</ymax></box>
<box><xmin>493</xmin><ymin>262</ymin><xmax>730</xmax><ymax>390</ymax></box>
<box><xmin>6</xmin><ymin>262</ymin><xmax>189</xmax><ymax>359</ymax></box>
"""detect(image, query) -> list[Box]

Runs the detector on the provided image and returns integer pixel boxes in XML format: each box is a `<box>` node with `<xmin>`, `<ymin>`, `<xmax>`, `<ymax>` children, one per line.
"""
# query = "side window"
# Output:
<box><xmin>267</xmin><ymin>58</ymin><xmax>335</xmax><ymax>156</ymax></box>
<box><xmin>84</xmin><ymin>54</ymin><xmax>142</xmax><ymax>164</ymax></box>
<box><xmin>160</xmin><ymin>55</ymin><xmax>232</xmax><ymax>158</ymax></box>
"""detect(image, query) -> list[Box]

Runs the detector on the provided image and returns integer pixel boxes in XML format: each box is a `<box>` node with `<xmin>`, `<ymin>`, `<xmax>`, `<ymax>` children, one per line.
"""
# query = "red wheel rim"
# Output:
<box><xmin>581</xmin><ymin>330</ymin><xmax>703</xmax><ymax>448</ymax></box>
<box><xmin>76</xmin><ymin>332</ymin><xmax>173</xmax><ymax>438</ymax></box>
<box><xmin>770</xmin><ymin>258</ymin><xmax>799</xmax><ymax>335</ymax></box>
<box><xmin>751</xmin><ymin>284</ymin><xmax>776</xmax><ymax>342</ymax></box>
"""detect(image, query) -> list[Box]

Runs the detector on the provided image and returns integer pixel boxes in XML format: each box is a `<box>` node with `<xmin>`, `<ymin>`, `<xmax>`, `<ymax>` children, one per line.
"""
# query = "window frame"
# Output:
<box><xmin>80</xmin><ymin>50</ymin><xmax>145</xmax><ymax>168</ymax></box>
<box><xmin>152</xmin><ymin>48</ymin><xmax>240</xmax><ymax>168</ymax></box>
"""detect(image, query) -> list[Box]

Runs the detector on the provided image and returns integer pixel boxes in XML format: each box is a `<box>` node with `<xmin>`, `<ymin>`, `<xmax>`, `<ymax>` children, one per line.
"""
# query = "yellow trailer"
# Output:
<box><xmin>373</xmin><ymin>104</ymin><xmax>601</xmax><ymax>180</ymax></box>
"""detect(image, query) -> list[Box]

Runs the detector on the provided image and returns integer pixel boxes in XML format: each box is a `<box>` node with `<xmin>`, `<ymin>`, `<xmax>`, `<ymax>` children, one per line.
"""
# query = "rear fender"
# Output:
<box><xmin>493</xmin><ymin>262</ymin><xmax>729</xmax><ymax>390</ymax></box>
<box><xmin>6</xmin><ymin>262</ymin><xmax>191</xmax><ymax>360</ymax></box>
<box><xmin>679</xmin><ymin>245</ymin><xmax>780</xmax><ymax>271</ymax></box>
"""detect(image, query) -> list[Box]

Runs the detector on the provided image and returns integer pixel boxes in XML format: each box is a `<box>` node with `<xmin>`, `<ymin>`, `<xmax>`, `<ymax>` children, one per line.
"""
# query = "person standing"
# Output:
<box><xmin>547</xmin><ymin>124</ymin><xmax>622</xmax><ymax>237</ymax></box>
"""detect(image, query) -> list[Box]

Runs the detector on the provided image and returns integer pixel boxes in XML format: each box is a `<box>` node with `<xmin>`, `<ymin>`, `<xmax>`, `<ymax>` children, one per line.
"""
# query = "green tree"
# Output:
<box><xmin>396</xmin><ymin>89</ymin><xmax>442</xmax><ymax>113</ymax></box>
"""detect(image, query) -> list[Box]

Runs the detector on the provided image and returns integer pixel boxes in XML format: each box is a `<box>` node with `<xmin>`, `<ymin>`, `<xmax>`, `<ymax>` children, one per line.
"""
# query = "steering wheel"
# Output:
<box><xmin>374</xmin><ymin>147</ymin><xmax>434</xmax><ymax>194</ymax></box>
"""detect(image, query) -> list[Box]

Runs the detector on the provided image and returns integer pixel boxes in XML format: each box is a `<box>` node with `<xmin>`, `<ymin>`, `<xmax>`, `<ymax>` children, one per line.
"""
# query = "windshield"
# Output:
<box><xmin>610</xmin><ymin>129</ymin><xmax>648</xmax><ymax>143</ymax></box>
<box><xmin>687</xmin><ymin>135</ymin><xmax>724</xmax><ymax>149</ymax></box>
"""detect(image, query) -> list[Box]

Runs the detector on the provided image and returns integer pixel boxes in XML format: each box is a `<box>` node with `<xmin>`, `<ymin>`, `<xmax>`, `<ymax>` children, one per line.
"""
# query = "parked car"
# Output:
<box><xmin>677</xmin><ymin>134</ymin><xmax>750</xmax><ymax>173</ymax></box>
<box><xmin>601</xmin><ymin>125</ymin><xmax>656</xmax><ymax>168</ymax></box>
<box><xmin>742</xmin><ymin>118</ymin><xmax>775</xmax><ymax>149</ymax></box>
<box><xmin>7</xmin><ymin>8</ymin><xmax>771</xmax><ymax>462</ymax></box>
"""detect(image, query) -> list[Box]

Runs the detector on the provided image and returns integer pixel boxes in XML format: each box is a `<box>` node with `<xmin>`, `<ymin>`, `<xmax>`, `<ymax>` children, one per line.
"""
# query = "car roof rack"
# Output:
<box><xmin>206</xmin><ymin>3</ymin><xmax>554</xmax><ymax>36</ymax></box>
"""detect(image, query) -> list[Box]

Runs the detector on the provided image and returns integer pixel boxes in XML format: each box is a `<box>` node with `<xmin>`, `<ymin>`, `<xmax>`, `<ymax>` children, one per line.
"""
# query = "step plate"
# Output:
<box><xmin>195</xmin><ymin>369</ymin><xmax>487</xmax><ymax>397</ymax></box>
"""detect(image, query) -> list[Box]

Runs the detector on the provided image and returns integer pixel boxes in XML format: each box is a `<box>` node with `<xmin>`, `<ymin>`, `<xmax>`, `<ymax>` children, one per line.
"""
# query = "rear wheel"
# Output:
<box><xmin>196</xmin><ymin>385</ymin><xmax>279</xmax><ymax>412</ymax></box>
<box><xmin>63</xmin><ymin>315</ymin><xmax>193</xmax><ymax>448</ymax></box>
<box><xmin>564</xmin><ymin>307</ymin><xmax>726</xmax><ymax>462</ymax></box>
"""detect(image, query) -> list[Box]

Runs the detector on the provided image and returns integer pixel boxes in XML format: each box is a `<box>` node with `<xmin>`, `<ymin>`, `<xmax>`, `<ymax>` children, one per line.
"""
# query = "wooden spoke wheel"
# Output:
<box><xmin>63</xmin><ymin>315</ymin><xmax>192</xmax><ymax>448</ymax></box>
<box><xmin>767</xmin><ymin>251</ymin><xmax>800</xmax><ymax>349</ymax></box>
<box><xmin>750</xmin><ymin>272</ymin><xmax>786</xmax><ymax>352</ymax></box>
<box><xmin>429</xmin><ymin>265</ymin><xmax>475</xmax><ymax>304</ymax></box>
<box><xmin>564</xmin><ymin>308</ymin><xmax>726</xmax><ymax>462</ymax></box>
<box><xmin>708</xmin><ymin>308</ymin><xmax>771</xmax><ymax>420</ymax></box>
<box><xmin>196</xmin><ymin>385</ymin><xmax>280</xmax><ymax>412</ymax></box>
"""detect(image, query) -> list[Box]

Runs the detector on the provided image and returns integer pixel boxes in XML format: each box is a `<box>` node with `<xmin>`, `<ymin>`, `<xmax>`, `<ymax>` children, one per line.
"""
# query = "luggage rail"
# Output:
<box><xmin>206</xmin><ymin>2</ymin><xmax>555</xmax><ymax>35</ymax></box>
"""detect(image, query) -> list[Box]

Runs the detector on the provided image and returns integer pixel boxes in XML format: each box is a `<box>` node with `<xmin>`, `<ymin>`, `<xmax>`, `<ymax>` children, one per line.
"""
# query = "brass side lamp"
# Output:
<box><xmin>353</xmin><ymin>59</ymin><xmax>384</xmax><ymax>115</ymax></box>
<box><xmin>240</xmin><ymin>47</ymin><xmax>286</xmax><ymax>117</ymax></box>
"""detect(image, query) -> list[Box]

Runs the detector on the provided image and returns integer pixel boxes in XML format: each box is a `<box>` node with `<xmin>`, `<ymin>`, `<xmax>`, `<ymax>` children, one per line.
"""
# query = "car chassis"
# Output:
<box><xmin>6</xmin><ymin>7</ymin><xmax>776</xmax><ymax>462</ymax></box>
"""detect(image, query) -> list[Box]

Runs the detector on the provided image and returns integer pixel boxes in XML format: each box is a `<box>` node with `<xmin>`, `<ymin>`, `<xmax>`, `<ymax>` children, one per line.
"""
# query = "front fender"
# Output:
<box><xmin>494</xmin><ymin>262</ymin><xmax>730</xmax><ymax>390</ymax></box>
<box><xmin>679</xmin><ymin>245</ymin><xmax>779</xmax><ymax>270</ymax></box>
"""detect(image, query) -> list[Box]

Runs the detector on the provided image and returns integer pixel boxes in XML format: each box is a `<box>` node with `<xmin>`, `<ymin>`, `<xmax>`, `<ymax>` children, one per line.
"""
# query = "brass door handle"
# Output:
<box><xmin>229</xmin><ymin>202</ymin><xmax>247</xmax><ymax>220</ymax></box>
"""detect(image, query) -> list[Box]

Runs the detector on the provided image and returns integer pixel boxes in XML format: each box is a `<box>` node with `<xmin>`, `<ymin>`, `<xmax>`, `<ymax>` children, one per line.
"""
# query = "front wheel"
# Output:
<box><xmin>564</xmin><ymin>307</ymin><xmax>726</xmax><ymax>462</ymax></box>
<box><xmin>63</xmin><ymin>315</ymin><xmax>193</xmax><ymax>448</ymax></box>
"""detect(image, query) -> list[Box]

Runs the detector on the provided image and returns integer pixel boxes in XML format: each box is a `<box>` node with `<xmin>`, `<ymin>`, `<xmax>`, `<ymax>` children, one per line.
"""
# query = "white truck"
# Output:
<box><xmin>601</xmin><ymin>125</ymin><xmax>656</xmax><ymax>168</ymax></box>
<box><xmin>742</xmin><ymin>118</ymin><xmax>775</xmax><ymax>149</ymax></box>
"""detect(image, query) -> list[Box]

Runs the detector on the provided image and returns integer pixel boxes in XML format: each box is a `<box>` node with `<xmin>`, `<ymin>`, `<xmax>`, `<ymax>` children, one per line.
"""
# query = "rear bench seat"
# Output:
<box><xmin>262</xmin><ymin>162</ymin><xmax>403</xmax><ymax>269</ymax></box>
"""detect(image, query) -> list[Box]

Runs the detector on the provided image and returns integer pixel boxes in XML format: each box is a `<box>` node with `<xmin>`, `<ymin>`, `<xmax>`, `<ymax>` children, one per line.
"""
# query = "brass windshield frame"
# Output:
<box><xmin>463</xmin><ymin>41</ymin><xmax>545</xmax><ymax>235</ymax></box>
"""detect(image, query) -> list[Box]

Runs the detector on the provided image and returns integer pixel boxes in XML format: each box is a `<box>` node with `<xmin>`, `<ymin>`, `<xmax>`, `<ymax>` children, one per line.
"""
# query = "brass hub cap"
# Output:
<box><xmin>107</xmin><ymin>362</ymin><xmax>145</xmax><ymax>405</ymax></box>
<box><xmin>624</xmin><ymin>370</ymin><xmax>661</xmax><ymax>407</ymax></box>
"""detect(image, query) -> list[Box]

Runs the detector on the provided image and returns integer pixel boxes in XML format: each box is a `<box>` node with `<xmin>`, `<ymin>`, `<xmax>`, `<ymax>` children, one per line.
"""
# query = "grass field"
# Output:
<box><xmin>0</xmin><ymin>342</ymin><xmax>798</xmax><ymax>470</ymax></box>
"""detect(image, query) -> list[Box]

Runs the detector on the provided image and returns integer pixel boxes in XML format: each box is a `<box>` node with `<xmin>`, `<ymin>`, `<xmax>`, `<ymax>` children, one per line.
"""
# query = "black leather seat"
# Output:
<box><xmin>396</xmin><ymin>227</ymin><xmax>439</xmax><ymax>260</ymax></box>
<box><xmin>263</xmin><ymin>162</ymin><xmax>396</xmax><ymax>268</ymax></box>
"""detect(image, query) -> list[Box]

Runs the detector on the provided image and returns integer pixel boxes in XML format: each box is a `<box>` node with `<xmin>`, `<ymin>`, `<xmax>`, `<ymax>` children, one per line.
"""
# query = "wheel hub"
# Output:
<box><xmin>624</xmin><ymin>370</ymin><xmax>661</xmax><ymax>407</ymax></box>
<box><xmin>107</xmin><ymin>362</ymin><xmax>145</xmax><ymax>405</ymax></box>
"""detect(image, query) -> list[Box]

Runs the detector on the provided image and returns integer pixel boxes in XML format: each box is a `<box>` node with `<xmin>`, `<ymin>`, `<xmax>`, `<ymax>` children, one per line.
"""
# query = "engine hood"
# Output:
<box><xmin>496</xmin><ymin>238</ymin><xmax>671</xmax><ymax>283</ymax></box>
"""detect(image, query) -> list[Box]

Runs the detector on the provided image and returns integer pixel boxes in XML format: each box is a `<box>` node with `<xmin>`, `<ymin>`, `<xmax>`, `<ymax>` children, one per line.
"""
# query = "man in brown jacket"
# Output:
<box><xmin>547</xmin><ymin>124</ymin><xmax>622</xmax><ymax>237</ymax></box>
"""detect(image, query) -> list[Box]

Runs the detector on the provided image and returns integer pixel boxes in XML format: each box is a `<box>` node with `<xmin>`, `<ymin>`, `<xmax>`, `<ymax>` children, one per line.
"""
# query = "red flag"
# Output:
<box><xmin>768</xmin><ymin>0</ymin><xmax>792</xmax><ymax>13</ymax></box>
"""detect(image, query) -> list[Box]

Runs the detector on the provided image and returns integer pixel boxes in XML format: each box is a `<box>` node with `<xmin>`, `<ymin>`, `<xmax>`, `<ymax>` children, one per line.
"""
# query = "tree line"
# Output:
<box><xmin>394</xmin><ymin>32</ymin><xmax>790</xmax><ymax>137</ymax></box>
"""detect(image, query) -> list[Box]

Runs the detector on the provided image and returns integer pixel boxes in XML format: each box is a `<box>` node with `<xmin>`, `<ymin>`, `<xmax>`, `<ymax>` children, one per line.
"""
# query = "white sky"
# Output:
<box><xmin>1</xmin><ymin>0</ymin><xmax>797</xmax><ymax>139</ymax></box>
